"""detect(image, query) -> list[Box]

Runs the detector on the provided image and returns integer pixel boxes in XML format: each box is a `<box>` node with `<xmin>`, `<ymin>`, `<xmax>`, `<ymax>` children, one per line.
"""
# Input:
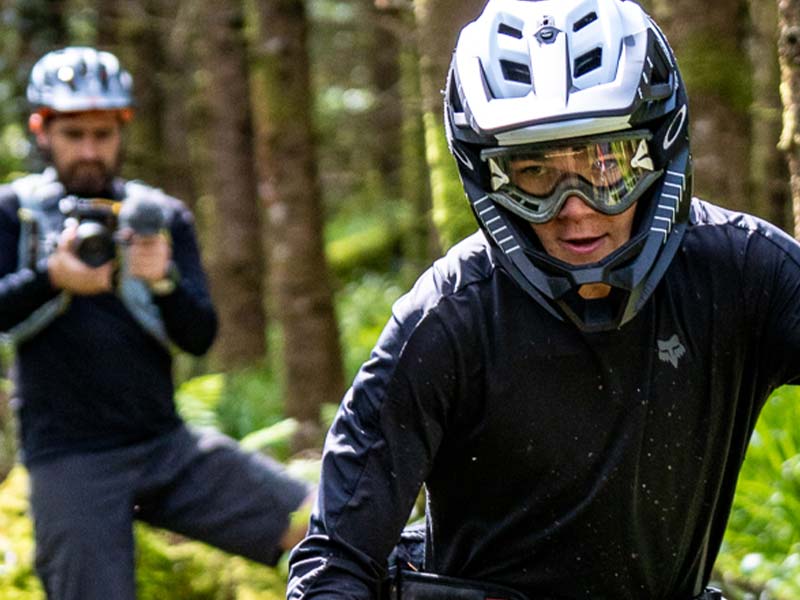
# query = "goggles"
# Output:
<box><xmin>482</xmin><ymin>132</ymin><xmax>662</xmax><ymax>223</ymax></box>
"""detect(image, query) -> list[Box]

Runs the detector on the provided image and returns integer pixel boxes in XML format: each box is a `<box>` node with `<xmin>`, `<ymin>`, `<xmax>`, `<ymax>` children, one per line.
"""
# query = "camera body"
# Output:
<box><xmin>58</xmin><ymin>195</ymin><xmax>165</xmax><ymax>267</ymax></box>
<box><xmin>59</xmin><ymin>196</ymin><xmax>119</xmax><ymax>267</ymax></box>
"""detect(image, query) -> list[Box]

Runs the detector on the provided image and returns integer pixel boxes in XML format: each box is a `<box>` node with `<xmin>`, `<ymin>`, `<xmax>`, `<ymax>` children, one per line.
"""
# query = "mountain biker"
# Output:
<box><xmin>0</xmin><ymin>46</ymin><xmax>311</xmax><ymax>600</ymax></box>
<box><xmin>287</xmin><ymin>1</ymin><xmax>800</xmax><ymax>598</ymax></box>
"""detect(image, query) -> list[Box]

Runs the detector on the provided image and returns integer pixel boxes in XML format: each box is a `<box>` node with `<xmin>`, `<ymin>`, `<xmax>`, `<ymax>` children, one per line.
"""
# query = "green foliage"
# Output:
<box><xmin>134</xmin><ymin>523</ymin><xmax>287</xmax><ymax>600</ymax></box>
<box><xmin>0</xmin><ymin>345</ymin><xmax>16</xmax><ymax>481</ymax></box>
<box><xmin>423</xmin><ymin>111</ymin><xmax>475</xmax><ymax>251</ymax></box>
<box><xmin>325</xmin><ymin>202</ymin><xmax>410</xmax><ymax>280</ymax></box>
<box><xmin>335</xmin><ymin>272</ymin><xmax>406</xmax><ymax>382</ymax></box>
<box><xmin>175</xmin><ymin>334</ymin><xmax>287</xmax><ymax>445</ymax></box>
<box><xmin>240</xmin><ymin>418</ymin><xmax>300</xmax><ymax>463</ymax></box>
<box><xmin>0</xmin><ymin>468</ymin><xmax>42</xmax><ymax>599</ymax></box>
<box><xmin>134</xmin><ymin>525</ymin><xmax>226</xmax><ymax>599</ymax></box>
<box><xmin>175</xmin><ymin>370</ymin><xmax>289</xmax><ymax>454</ymax></box>
<box><xmin>716</xmin><ymin>386</ymin><xmax>800</xmax><ymax>599</ymax></box>
<box><xmin>285</xmin><ymin>455</ymin><xmax>323</xmax><ymax>486</ymax></box>
<box><xmin>215</xmin><ymin>367</ymin><xmax>286</xmax><ymax>442</ymax></box>
<box><xmin>175</xmin><ymin>373</ymin><xmax>226</xmax><ymax>431</ymax></box>
<box><xmin>0</xmin><ymin>126</ymin><xmax>28</xmax><ymax>181</ymax></box>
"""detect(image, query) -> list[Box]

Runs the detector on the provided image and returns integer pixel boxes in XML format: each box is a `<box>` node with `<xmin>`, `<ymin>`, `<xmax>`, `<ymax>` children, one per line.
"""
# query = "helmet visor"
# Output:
<box><xmin>482</xmin><ymin>133</ymin><xmax>662</xmax><ymax>223</ymax></box>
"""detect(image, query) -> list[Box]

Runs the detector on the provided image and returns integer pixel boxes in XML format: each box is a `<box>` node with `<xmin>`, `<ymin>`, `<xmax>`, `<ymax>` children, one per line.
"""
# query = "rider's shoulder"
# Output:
<box><xmin>688</xmin><ymin>197</ymin><xmax>799</xmax><ymax>256</ymax></box>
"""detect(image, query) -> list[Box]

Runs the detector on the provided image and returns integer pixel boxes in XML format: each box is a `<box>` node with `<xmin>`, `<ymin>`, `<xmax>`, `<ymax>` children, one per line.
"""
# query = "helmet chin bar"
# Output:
<box><xmin>524</xmin><ymin>230</ymin><xmax>648</xmax><ymax>297</ymax></box>
<box><xmin>521</xmin><ymin>227</ymin><xmax>651</xmax><ymax>333</ymax></box>
<box><xmin>557</xmin><ymin>286</ymin><xmax>631</xmax><ymax>334</ymax></box>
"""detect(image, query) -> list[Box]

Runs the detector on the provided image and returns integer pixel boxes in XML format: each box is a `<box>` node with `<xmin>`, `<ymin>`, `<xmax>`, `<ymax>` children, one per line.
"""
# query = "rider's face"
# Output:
<box><xmin>36</xmin><ymin>111</ymin><xmax>122</xmax><ymax>196</ymax></box>
<box><xmin>529</xmin><ymin>194</ymin><xmax>637</xmax><ymax>299</ymax></box>
<box><xmin>529</xmin><ymin>195</ymin><xmax>637</xmax><ymax>266</ymax></box>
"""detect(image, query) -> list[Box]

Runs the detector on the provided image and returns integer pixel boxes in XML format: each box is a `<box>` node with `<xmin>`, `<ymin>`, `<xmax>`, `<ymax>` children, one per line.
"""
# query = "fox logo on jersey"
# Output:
<box><xmin>657</xmin><ymin>334</ymin><xmax>686</xmax><ymax>368</ymax></box>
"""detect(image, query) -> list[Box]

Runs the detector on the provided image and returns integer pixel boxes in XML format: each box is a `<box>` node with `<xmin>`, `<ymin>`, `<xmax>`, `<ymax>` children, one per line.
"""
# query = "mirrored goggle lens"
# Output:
<box><xmin>484</xmin><ymin>135</ymin><xmax>659</xmax><ymax>221</ymax></box>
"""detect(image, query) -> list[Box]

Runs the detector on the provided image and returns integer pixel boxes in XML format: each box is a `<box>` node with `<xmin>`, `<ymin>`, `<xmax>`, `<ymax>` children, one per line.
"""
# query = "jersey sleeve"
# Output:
<box><xmin>288</xmin><ymin>274</ymin><xmax>461</xmax><ymax>599</ymax></box>
<box><xmin>151</xmin><ymin>200</ymin><xmax>217</xmax><ymax>355</ymax></box>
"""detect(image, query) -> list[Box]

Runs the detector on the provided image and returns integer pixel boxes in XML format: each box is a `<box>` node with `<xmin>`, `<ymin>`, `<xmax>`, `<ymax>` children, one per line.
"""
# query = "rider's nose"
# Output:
<box><xmin>557</xmin><ymin>195</ymin><xmax>597</xmax><ymax>220</ymax></box>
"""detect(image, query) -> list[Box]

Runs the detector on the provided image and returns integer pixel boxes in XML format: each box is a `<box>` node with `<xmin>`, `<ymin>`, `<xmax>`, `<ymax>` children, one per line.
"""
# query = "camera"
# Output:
<box><xmin>75</xmin><ymin>219</ymin><xmax>115</xmax><ymax>267</ymax></box>
<box><xmin>58</xmin><ymin>195</ymin><xmax>166</xmax><ymax>267</ymax></box>
<box><xmin>58</xmin><ymin>196</ymin><xmax>118</xmax><ymax>267</ymax></box>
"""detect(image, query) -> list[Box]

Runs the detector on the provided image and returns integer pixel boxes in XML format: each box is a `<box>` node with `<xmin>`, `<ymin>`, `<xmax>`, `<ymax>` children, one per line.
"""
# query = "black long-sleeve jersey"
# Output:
<box><xmin>288</xmin><ymin>199</ymin><xmax>800</xmax><ymax>600</ymax></box>
<box><xmin>0</xmin><ymin>179</ymin><xmax>217</xmax><ymax>466</ymax></box>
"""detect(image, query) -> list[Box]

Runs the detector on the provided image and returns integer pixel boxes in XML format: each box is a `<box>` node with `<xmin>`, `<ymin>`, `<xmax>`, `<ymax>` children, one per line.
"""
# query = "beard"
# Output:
<box><xmin>58</xmin><ymin>159</ymin><xmax>119</xmax><ymax>197</ymax></box>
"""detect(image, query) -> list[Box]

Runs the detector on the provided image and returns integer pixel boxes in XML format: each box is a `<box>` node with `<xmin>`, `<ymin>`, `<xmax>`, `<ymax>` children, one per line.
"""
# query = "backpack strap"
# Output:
<box><xmin>11</xmin><ymin>168</ymin><xmax>66</xmax><ymax>269</ymax></box>
<box><xmin>115</xmin><ymin>180</ymin><xmax>173</xmax><ymax>347</ymax></box>
<box><xmin>2</xmin><ymin>169</ymin><xmax>71</xmax><ymax>346</ymax></box>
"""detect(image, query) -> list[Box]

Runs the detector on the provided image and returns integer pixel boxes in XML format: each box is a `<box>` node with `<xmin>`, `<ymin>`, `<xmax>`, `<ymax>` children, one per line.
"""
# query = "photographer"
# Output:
<box><xmin>0</xmin><ymin>47</ymin><xmax>311</xmax><ymax>600</ymax></box>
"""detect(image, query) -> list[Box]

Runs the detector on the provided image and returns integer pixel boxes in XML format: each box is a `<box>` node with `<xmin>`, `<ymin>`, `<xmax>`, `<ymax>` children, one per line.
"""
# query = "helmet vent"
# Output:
<box><xmin>574</xmin><ymin>48</ymin><xmax>602</xmax><ymax>78</ymax></box>
<box><xmin>573</xmin><ymin>12</ymin><xmax>598</xmax><ymax>32</ymax></box>
<box><xmin>650</xmin><ymin>46</ymin><xmax>671</xmax><ymax>86</ymax></box>
<box><xmin>498</xmin><ymin>23</ymin><xmax>523</xmax><ymax>39</ymax></box>
<box><xmin>500</xmin><ymin>59</ymin><xmax>531</xmax><ymax>84</ymax></box>
<box><xmin>448</xmin><ymin>74</ymin><xmax>465</xmax><ymax>112</ymax></box>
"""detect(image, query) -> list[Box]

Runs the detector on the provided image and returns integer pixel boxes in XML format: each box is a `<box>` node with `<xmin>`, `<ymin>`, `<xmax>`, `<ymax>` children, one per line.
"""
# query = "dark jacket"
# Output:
<box><xmin>288</xmin><ymin>199</ymin><xmax>800</xmax><ymax>600</ymax></box>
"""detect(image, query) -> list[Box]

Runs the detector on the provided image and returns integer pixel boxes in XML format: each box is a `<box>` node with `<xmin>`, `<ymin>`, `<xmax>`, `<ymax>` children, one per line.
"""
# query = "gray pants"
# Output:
<box><xmin>27</xmin><ymin>425</ymin><xmax>309</xmax><ymax>600</ymax></box>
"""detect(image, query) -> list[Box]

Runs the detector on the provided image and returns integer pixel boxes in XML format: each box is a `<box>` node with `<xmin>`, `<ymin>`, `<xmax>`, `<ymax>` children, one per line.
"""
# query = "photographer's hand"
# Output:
<box><xmin>47</xmin><ymin>224</ymin><xmax>114</xmax><ymax>295</ymax></box>
<box><xmin>125</xmin><ymin>232</ymin><xmax>172</xmax><ymax>285</ymax></box>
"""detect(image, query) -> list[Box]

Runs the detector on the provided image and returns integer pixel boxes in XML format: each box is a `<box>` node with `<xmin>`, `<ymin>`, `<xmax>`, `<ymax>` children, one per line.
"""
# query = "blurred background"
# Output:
<box><xmin>0</xmin><ymin>0</ymin><xmax>798</xmax><ymax>598</ymax></box>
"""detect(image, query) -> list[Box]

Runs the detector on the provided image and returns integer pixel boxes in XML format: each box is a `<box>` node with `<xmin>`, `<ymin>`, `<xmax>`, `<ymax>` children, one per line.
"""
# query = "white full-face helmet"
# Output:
<box><xmin>446</xmin><ymin>0</ymin><xmax>692</xmax><ymax>332</ymax></box>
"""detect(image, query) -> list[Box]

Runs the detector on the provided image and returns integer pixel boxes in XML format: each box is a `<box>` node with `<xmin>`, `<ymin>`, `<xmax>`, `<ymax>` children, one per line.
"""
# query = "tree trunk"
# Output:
<box><xmin>102</xmin><ymin>0</ymin><xmax>198</xmax><ymax>207</ymax></box>
<box><xmin>250</xmin><ymin>0</ymin><xmax>345</xmax><ymax>450</ymax></box>
<box><xmin>369</xmin><ymin>1</ymin><xmax>437</xmax><ymax>272</ymax></box>
<box><xmin>13</xmin><ymin>1</ymin><xmax>69</xmax><ymax>76</ymax></box>
<box><xmin>198</xmin><ymin>0</ymin><xmax>268</xmax><ymax>369</ymax></box>
<box><xmin>748</xmin><ymin>0</ymin><xmax>790</xmax><ymax>230</ymax></box>
<box><xmin>778</xmin><ymin>0</ymin><xmax>800</xmax><ymax>239</ymax></box>
<box><xmin>151</xmin><ymin>0</ymin><xmax>202</xmax><ymax>212</ymax></box>
<box><xmin>358</xmin><ymin>0</ymin><xmax>403</xmax><ymax>196</ymax></box>
<box><xmin>413</xmin><ymin>0</ymin><xmax>484</xmax><ymax>250</ymax></box>
<box><xmin>9</xmin><ymin>0</ymin><xmax>69</xmax><ymax>172</ymax></box>
<box><xmin>108</xmin><ymin>0</ymin><xmax>167</xmax><ymax>188</ymax></box>
<box><xmin>399</xmin><ymin>21</ymin><xmax>438</xmax><ymax>271</ymax></box>
<box><xmin>650</xmin><ymin>0</ymin><xmax>751</xmax><ymax>212</ymax></box>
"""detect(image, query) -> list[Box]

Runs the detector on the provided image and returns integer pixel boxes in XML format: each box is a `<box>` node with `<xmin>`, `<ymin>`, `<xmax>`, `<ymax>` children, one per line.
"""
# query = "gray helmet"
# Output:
<box><xmin>445</xmin><ymin>0</ymin><xmax>692</xmax><ymax>332</ymax></box>
<box><xmin>27</xmin><ymin>46</ymin><xmax>134</xmax><ymax>114</ymax></box>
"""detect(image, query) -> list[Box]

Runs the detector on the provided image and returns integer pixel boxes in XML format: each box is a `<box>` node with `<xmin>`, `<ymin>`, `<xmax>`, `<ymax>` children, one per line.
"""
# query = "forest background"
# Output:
<box><xmin>1</xmin><ymin>0</ymin><xmax>800</xmax><ymax>598</ymax></box>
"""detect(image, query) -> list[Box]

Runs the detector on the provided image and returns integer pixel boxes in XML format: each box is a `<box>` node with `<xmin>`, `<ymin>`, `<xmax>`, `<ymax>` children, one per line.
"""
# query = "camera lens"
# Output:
<box><xmin>74</xmin><ymin>221</ymin><xmax>116</xmax><ymax>267</ymax></box>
